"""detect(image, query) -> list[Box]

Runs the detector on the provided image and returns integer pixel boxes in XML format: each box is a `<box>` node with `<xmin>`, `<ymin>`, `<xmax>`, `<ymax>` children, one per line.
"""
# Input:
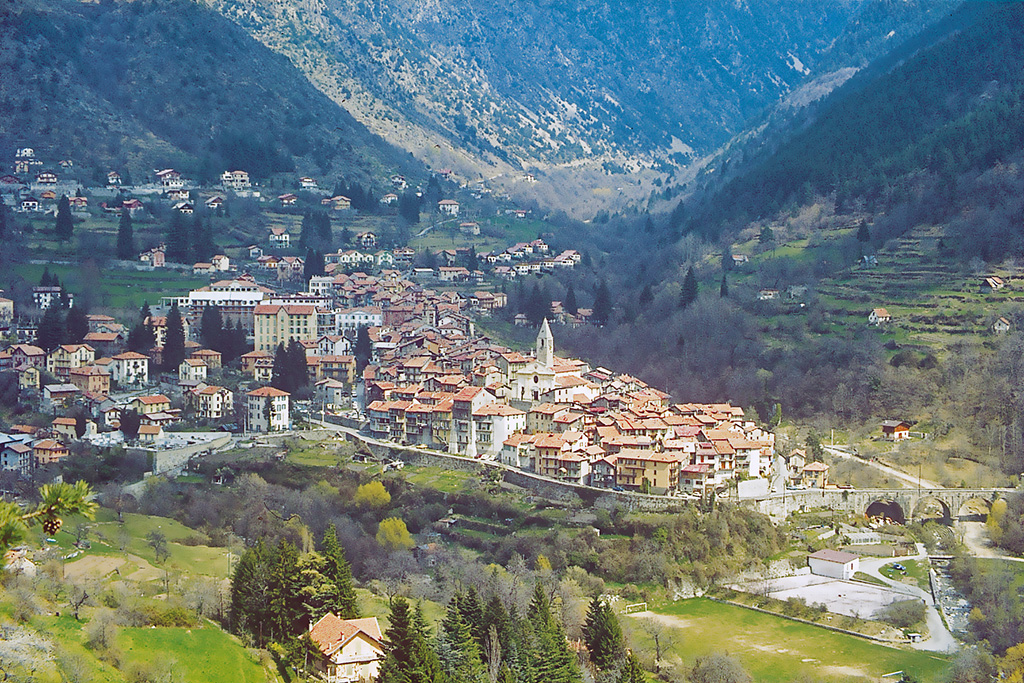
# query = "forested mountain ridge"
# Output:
<box><xmin>0</xmin><ymin>0</ymin><xmax>419</xmax><ymax>184</ymax></box>
<box><xmin>202</xmin><ymin>0</ymin><xmax>946</xmax><ymax>182</ymax></box>
<box><xmin>542</xmin><ymin>1</ymin><xmax>1024</xmax><ymax>482</ymax></box>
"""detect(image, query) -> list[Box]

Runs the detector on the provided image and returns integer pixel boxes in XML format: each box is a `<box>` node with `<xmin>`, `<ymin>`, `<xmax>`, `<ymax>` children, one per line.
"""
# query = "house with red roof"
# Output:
<box><xmin>308</xmin><ymin>614</ymin><xmax>383</xmax><ymax>683</ymax></box>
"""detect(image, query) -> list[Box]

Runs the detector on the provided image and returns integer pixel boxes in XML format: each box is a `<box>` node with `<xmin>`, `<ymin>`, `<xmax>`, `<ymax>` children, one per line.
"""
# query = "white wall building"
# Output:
<box><xmin>808</xmin><ymin>549</ymin><xmax>859</xmax><ymax>580</ymax></box>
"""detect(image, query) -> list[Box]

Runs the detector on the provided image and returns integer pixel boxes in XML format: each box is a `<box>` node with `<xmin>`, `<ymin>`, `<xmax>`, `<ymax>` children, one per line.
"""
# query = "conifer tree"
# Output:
<box><xmin>267</xmin><ymin>540</ymin><xmax>305</xmax><ymax>643</ymax></box>
<box><xmin>462</xmin><ymin>586</ymin><xmax>486</xmax><ymax>646</ymax></box>
<box><xmin>36</xmin><ymin>305</ymin><xmax>65</xmax><ymax>353</ymax></box>
<box><xmin>592</xmin><ymin>280</ymin><xmax>612</xmax><ymax>326</ymax></box>
<box><xmin>231</xmin><ymin>540</ymin><xmax>272</xmax><ymax>643</ymax></box>
<box><xmin>193</xmin><ymin>213</ymin><xmax>215</xmax><ymax>261</ymax></box>
<box><xmin>55</xmin><ymin>195</ymin><xmax>73</xmax><ymax>242</ymax></box>
<box><xmin>163</xmin><ymin>302</ymin><xmax>186</xmax><ymax>370</ymax></box>
<box><xmin>200</xmin><ymin>306</ymin><xmax>224</xmax><ymax>352</ymax></box>
<box><xmin>0</xmin><ymin>195</ymin><xmax>8</xmax><ymax>239</ymax></box>
<box><xmin>857</xmin><ymin>219</ymin><xmax>871</xmax><ymax>243</ymax></box>
<box><xmin>166</xmin><ymin>211</ymin><xmax>190</xmax><ymax>263</ymax></box>
<box><xmin>617</xmin><ymin>651</ymin><xmax>646</xmax><ymax>683</ymax></box>
<box><xmin>583</xmin><ymin>596</ymin><xmax>624</xmax><ymax>670</ymax></box>
<box><xmin>438</xmin><ymin>594</ymin><xmax>488</xmax><ymax>683</ymax></box>
<box><xmin>40</xmin><ymin>267</ymin><xmax>53</xmax><ymax>287</ymax></box>
<box><xmin>527</xmin><ymin>584</ymin><xmax>582</xmax><ymax>683</ymax></box>
<box><xmin>720</xmin><ymin>272</ymin><xmax>729</xmax><ymax>298</ymax></box>
<box><xmin>355</xmin><ymin>325</ymin><xmax>373</xmax><ymax>372</ymax></box>
<box><xmin>321</xmin><ymin>523</ymin><xmax>358</xmax><ymax>619</ymax></box>
<box><xmin>378</xmin><ymin>598</ymin><xmax>445</xmax><ymax>683</ymax></box>
<box><xmin>65</xmin><ymin>305</ymin><xmax>90</xmax><ymax>344</ymax></box>
<box><xmin>116</xmin><ymin>211</ymin><xmax>135</xmax><ymax>260</ymax></box>
<box><xmin>564</xmin><ymin>284</ymin><xmax>578</xmax><ymax>315</ymax></box>
<box><xmin>271</xmin><ymin>342</ymin><xmax>290</xmax><ymax>391</ymax></box>
<box><xmin>680</xmin><ymin>267</ymin><xmax>698</xmax><ymax>308</ymax></box>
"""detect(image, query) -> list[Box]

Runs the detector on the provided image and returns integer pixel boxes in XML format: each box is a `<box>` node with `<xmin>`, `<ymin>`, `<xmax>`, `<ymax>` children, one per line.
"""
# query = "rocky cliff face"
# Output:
<box><xmin>207</xmin><ymin>0</ymin><xmax>869</xmax><ymax>166</ymax></box>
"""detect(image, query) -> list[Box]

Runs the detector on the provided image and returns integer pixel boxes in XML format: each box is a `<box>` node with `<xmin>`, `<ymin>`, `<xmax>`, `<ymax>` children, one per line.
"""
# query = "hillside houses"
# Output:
<box><xmin>364</xmin><ymin>320</ymin><xmax>774</xmax><ymax>494</ymax></box>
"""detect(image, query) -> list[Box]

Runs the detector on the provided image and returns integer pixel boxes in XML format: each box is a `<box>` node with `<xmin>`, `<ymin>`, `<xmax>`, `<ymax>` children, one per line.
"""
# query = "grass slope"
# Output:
<box><xmin>119</xmin><ymin>625</ymin><xmax>269</xmax><ymax>683</ymax></box>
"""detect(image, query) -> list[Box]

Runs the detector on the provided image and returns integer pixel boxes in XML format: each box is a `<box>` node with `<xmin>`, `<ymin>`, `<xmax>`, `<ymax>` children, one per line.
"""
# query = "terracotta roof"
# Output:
<box><xmin>248</xmin><ymin>386</ymin><xmax>290</xmax><ymax>397</ymax></box>
<box><xmin>309</xmin><ymin>614</ymin><xmax>382</xmax><ymax>657</ymax></box>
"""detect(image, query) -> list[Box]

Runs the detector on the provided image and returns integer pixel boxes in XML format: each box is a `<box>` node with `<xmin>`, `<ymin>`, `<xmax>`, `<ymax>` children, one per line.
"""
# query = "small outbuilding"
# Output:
<box><xmin>808</xmin><ymin>549</ymin><xmax>860</xmax><ymax>580</ymax></box>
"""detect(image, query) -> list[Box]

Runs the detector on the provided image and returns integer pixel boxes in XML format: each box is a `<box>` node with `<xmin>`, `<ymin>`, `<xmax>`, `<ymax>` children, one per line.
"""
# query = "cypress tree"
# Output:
<box><xmin>163</xmin><ymin>302</ymin><xmax>186</xmax><ymax>370</ymax></box>
<box><xmin>720</xmin><ymin>272</ymin><xmax>729</xmax><ymax>298</ymax></box>
<box><xmin>564</xmin><ymin>284</ymin><xmax>578</xmax><ymax>315</ymax></box>
<box><xmin>54</xmin><ymin>195</ymin><xmax>73</xmax><ymax>242</ymax></box>
<box><xmin>0</xmin><ymin>195</ymin><xmax>7</xmax><ymax>239</ymax></box>
<box><xmin>116</xmin><ymin>211</ymin><xmax>135</xmax><ymax>260</ymax></box>
<box><xmin>583</xmin><ymin>596</ymin><xmax>624</xmax><ymax>670</ymax></box>
<box><xmin>355</xmin><ymin>325</ymin><xmax>372</xmax><ymax>372</ymax></box>
<box><xmin>321</xmin><ymin>523</ymin><xmax>357</xmax><ymax>619</ymax></box>
<box><xmin>680</xmin><ymin>267</ymin><xmax>698</xmax><ymax>308</ymax></box>
<box><xmin>287</xmin><ymin>339</ymin><xmax>308</xmax><ymax>389</ymax></box>
<box><xmin>462</xmin><ymin>586</ymin><xmax>485</xmax><ymax>647</ymax></box>
<box><xmin>592</xmin><ymin>280</ymin><xmax>612</xmax><ymax>326</ymax></box>
<box><xmin>36</xmin><ymin>305</ymin><xmax>65</xmax><ymax>353</ymax></box>
<box><xmin>65</xmin><ymin>305</ymin><xmax>90</xmax><ymax>344</ymax></box>
<box><xmin>271</xmin><ymin>343</ymin><xmax>290</xmax><ymax>392</ymax></box>
<box><xmin>200</xmin><ymin>306</ymin><xmax>224</xmax><ymax>352</ymax></box>
<box><xmin>527</xmin><ymin>584</ymin><xmax>582</xmax><ymax>683</ymax></box>
<box><xmin>166</xmin><ymin>212</ymin><xmax>190</xmax><ymax>263</ymax></box>
<box><xmin>230</xmin><ymin>540</ymin><xmax>272</xmax><ymax>644</ymax></box>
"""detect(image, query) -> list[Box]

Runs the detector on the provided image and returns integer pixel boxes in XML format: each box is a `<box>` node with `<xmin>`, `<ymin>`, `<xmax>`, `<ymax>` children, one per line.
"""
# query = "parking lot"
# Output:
<box><xmin>759</xmin><ymin>573</ymin><xmax>915</xmax><ymax>619</ymax></box>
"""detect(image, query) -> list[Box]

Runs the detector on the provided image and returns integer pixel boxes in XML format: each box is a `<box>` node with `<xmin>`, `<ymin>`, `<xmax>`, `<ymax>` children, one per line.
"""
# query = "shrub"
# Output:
<box><xmin>878</xmin><ymin>600</ymin><xmax>926</xmax><ymax>629</ymax></box>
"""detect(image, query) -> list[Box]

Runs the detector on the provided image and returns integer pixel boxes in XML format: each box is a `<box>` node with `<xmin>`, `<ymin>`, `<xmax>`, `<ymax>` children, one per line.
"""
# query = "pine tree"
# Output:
<box><xmin>592</xmin><ymin>280</ymin><xmax>612</xmax><ymax>326</ymax></box>
<box><xmin>266</xmin><ymin>540</ymin><xmax>305</xmax><ymax>643</ymax></box>
<box><xmin>116</xmin><ymin>211</ymin><xmax>135</xmax><ymax>260</ymax></box>
<box><xmin>54</xmin><ymin>195</ymin><xmax>73</xmax><ymax>242</ymax></box>
<box><xmin>40</xmin><ymin>266</ymin><xmax>54</xmax><ymax>287</ymax></box>
<box><xmin>527</xmin><ymin>584</ymin><xmax>582</xmax><ymax>683</ymax></box>
<box><xmin>720</xmin><ymin>272</ymin><xmax>729</xmax><ymax>298</ymax></box>
<box><xmin>65</xmin><ymin>305</ymin><xmax>90</xmax><ymax>344</ymax></box>
<box><xmin>564</xmin><ymin>285</ymin><xmax>578</xmax><ymax>315</ymax></box>
<box><xmin>200</xmin><ymin>306</ymin><xmax>224</xmax><ymax>352</ymax></box>
<box><xmin>438</xmin><ymin>594</ymin><xmax>487</xmax><ymax>683</ymax></box>
<box><xmin>378</xmin><ymin>598</ymin><xmax>445</xmax><ymax>683</ymax></box>
<box><xmin>321</xmin><ymin>523</ymin><xmax>358</xmax><ymax>619</ymax></box>
<box><xmin>163</xmin><ymin>302</ymin><xmax>186</xmax><ymax>370</ymax></box>
<box><xmin>462</xmin><ymin>586</ymin><xmax>485</xmax><ymax>647</ymax></box>
<box><xmin>583</xmin><ymin>596</ymin><xmax>624</xmax><ymax>670</ymax></box>
<box><xmin>617</xmin><ymin>651</ymin><xmax>646</xmax><ymax>683</ymax></box>
<box><xmin>230</xmin><ymin>540</ymin><xmax>272</xmax><ymax>644</ymax></box>
<box><xmin>680</xmin><ymin>267</ymin><xmax>698</xmax><ymax>308</ymax></box>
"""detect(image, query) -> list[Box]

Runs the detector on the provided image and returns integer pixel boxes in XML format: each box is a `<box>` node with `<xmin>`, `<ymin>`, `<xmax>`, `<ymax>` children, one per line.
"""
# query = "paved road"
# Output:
<box><xmin>858</xmin><ymin>545</ymin><xmax>958</xmax><ymax>653</ymax></box>
<box><xmin>824</xmin><ymin>445</ymin><xmax>944</xmax><ymax>489</ymax></box>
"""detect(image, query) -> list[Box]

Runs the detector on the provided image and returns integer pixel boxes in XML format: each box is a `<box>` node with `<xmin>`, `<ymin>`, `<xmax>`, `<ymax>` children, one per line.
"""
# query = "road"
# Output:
<box><xmin>824</xmin><ymin>445</ymin><xmax>944</xmax><ymax>489</ymax></box>
<box><xmin>960</xmin><ymin>520</ymin><xmax>1024</xmax><ymax>563</ymax></box>
<box><xmin>858</xmin><ymin>544</ymin><xmax>958</xmax><ymax>653</ymax></box>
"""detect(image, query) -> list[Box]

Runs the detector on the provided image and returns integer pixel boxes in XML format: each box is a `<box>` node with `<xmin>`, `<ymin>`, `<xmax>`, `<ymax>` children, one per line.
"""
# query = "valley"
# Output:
<box><xmin>4</xmin><ymin>0</ymin><xmax>1024</xmax><ymax>682</ymax></box>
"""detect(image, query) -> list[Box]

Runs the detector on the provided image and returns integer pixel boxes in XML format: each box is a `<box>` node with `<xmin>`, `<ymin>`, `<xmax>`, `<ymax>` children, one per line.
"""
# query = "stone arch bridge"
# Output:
<box><xmin>754</xmin><ymin>487</ymin><xmax>1014</xmax><ymax>522</ymax></box>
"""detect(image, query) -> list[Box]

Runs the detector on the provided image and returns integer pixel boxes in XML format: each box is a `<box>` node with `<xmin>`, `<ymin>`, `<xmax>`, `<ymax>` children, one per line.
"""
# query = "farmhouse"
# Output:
<box><xmin>308</xmin><ymin>615</ymin><xmax>384</xmax><ymax>683</ymax></box>
<box><xmin>868</xmin><ymin>308</ymin><xmax>891</xmax><ymax>325</ymax></box>
<box><xmin>881</xmin><ymin>420</ymin><xmax>911</xmax><ymax>442</ymax></box>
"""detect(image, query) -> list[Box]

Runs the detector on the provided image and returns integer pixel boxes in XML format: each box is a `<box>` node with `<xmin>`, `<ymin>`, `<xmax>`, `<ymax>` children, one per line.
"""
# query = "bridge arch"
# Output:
<box><xmin>912</xmin><ymin>496</ymin><xmax>951</xmax><ymax>523</ymax></box>
<box><xmin>956</xmin><ymin>496</ymin><xmax>994</xmax><ymax>521</ymax></box>
<box><xmin>866</xmin><ymin>499</ymin><xmax>906</xmax><ymax>525</ymax></box>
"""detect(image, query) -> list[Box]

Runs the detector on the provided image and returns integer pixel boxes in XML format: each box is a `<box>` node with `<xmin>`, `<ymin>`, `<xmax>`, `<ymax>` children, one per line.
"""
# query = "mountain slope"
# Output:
<box><xmin>0</xmin><ymin>0</ymin><xmax>419</xmax><ymax>183</ymax></box>
<box><xmin>206</xmin><ymin>0</ymin><xmax>875</xmax><ymax>171</ymax></box>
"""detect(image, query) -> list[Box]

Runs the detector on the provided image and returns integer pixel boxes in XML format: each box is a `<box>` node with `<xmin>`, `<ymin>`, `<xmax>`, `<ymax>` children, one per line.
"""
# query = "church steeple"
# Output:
<box><xmin>536</xmin><ymin>318</ymin><xmax>554</xmax><ymax>369</ymax></box>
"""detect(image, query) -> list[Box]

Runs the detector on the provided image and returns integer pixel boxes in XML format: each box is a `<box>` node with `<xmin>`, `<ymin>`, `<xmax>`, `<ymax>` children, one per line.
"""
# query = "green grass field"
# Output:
<box><xmin>119</xmin><ymin>624</ymin><xmax>271</xmax><ymax>682</ymax></box>
<box><xmin>400</xmin><ymin>465</ymin><xmax>476</xmax><ymax>493</ymax></box>
<box><xmin>636</xmin><ymin>599</ymin><xmax>949</xmax><ymax>682</ymax></box>
<box><xmin>7</xmin><ymin>262</ymin><xmax>208</xmax><ymax>310</ymax></box>
<box><xmin>880</xmin><ymin>558</ymin><xmax>931</xmax><ymax>591</ymax></box>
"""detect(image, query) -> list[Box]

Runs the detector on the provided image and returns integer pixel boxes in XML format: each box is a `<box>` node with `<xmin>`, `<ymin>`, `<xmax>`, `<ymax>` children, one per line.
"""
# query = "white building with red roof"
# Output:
<box><xmin>308</xmin><ymin>614</ymin><xmax>383</xmax><ymax>683</ymax></box>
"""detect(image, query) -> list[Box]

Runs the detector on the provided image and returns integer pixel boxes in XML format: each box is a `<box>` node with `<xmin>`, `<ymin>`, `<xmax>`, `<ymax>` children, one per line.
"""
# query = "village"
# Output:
<box><xmin>0</xmin><ymin>146</ymin><xmax>882</xmax><ymax>501</ymax></box>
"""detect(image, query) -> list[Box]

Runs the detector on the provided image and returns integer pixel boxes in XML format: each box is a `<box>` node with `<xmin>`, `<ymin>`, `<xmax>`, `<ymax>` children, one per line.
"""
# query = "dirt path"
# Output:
<box><xmin>961</xmin><ymin>521</ymin><xmax>1024</xmax><ymax>562</ymax></box>
<box><xmin>624</xmin><ymin>611</ymin><xmax>692</xmax><ymax>629</ymax></box>
<box><xmin>824</xmin><ymin>446</ymin><xmax>943</xmax><ymax>489</ymax></box>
